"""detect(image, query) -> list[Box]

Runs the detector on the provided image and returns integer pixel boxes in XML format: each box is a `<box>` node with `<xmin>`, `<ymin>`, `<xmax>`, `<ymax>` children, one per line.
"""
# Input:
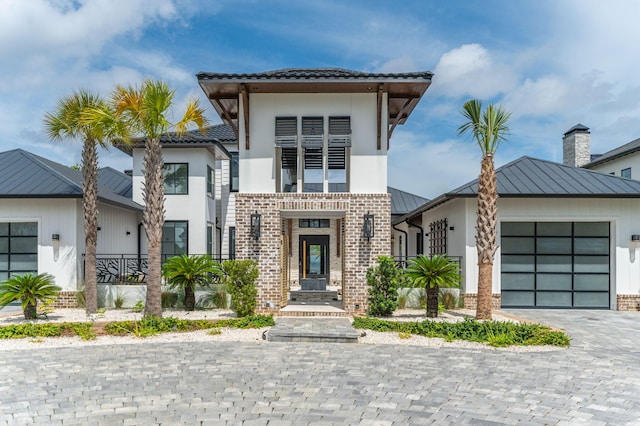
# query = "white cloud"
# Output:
<box><xmin>430</xmin><ymin>44</ymin><xmax>519</xmax><ymax>99</ymax></box>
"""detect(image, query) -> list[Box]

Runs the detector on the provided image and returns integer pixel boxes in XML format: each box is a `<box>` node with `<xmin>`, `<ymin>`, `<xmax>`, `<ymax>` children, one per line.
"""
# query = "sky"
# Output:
<box><xmin>2</xmin><ymin>0</ymin><xmax>640</xmax><ymax>199</ymax></box>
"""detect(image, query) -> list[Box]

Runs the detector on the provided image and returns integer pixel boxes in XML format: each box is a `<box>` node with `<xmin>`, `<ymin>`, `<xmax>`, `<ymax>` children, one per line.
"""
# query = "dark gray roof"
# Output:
<box><xmin>0</xmin><ymin>149</ymin><xmax>142</xmax><ymax>211</ymax></box>
<box><xmin>197</xmin><ymin>68</ymin><xmax>433</xmax><ymax>81</ymax></box>
<box><xmin>116</xmin><ymin>124</ymin><xmax>234</xmax><ymax>158</ymax></box>
<box><xmin>98</xmin><ymin>167</ymin><xmax>132</xmax><ymax>199</ymax></box>
<box><xmin>399</xmin><ymin>156</ymin><xmax>640</xmax><ymax>220</ymax></box>
<box><xmin>388</xmin><ymin>186</ymin><xmax>429</xmax><ymax>216</ymax></box>
<box><xmin>563</xmin><ymin>123</ymin><xmax>590</xmax><ymax>137</ymax></box>
<box><xmin>583</xmin><ymin>137</ymin><xmax>640</xmax><ymax>168</ymax></box>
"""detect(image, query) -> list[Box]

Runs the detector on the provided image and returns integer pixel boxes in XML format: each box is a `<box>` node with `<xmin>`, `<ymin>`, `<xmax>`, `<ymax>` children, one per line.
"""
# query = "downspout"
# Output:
<box><xmin>392</xmin><ymin>223</ymin><xmax>408</xmax><ymax>263</ymax></box>
<box><xmin>216</xmin><ymin>221</ymin><xmax>223</xmax><ymax>262</ymax></box>
<box><xmin>137</xmin><ymin>222</ymin><xmax>143</xmax><ymax>259</ymax></box>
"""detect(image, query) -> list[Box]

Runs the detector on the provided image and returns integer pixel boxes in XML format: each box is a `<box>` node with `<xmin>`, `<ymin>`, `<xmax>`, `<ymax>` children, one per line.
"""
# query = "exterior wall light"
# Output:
<box><xmin>632</xmin><ymin>234</ymin><xmax>640</xmax><ymax>248</ymax></box>
<box><xmin>250</xmin><ymin>212</ymin><xmax>261</xmax><ymax>240</ymax></box>
<box><xmin>363</xmin><ymin>212</ymin><xmax>375</xmax><ymax>239</ymax></box>
<box><xmin>52</xmin><ymin>234</ymin><xmax>60</xmax><ymax>261</ymax></box>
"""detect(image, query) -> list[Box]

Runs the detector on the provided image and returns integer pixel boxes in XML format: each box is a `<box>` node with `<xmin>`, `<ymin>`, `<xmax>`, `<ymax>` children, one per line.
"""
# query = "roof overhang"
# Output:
<box><xmin>116</xmin><ymin>139</ymin><xmax>231</xmax><ymax>160</ymax></box>
<box><xmin>196</xmin><ymin>71</ymin><xmax>433</xmax><ymax>149</ymax></box>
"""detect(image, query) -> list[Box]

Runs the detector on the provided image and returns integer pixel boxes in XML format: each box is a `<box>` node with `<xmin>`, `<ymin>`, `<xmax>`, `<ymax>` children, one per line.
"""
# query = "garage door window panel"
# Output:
<box><xmin>502</xmin><ymin>255</ymin><xmax>535</xmax><ymax>272</ymax></box>
<box><xmin>574</xmin><ymin>292</ymin><xmax>610</xmax><ymax>307</ymax></box>
<box><xmin>501</xmin><ymin>273</ymin><xmax>534</xmax><ymax>290</ymax></box>
<box><xmin>574</xmin><ymin>222</ymin><xmax>609</xmax><ymax>236</ymax></box>
<box><xmin>574</xmin><ymin>238</ymin><xmax>609</xmax><ymax>255</ymax></box>
<box><xmin>501</xmin><ymin>291</ymin><xmax>534</xmax><ymax>307</ymax></box>
<box><xmin>537</xmin><ymin>291</ymin><xmax>572</xmax><ymax>307</ymax></box>
<box><xmin>537</xmin><ymin>222</ymin><xmax>572</xmax><ymax>236</ymax></box>
<box><xmin>537</xmin><ymin>237</ymin><xmax>571</xmax><ymax>254</ymax></box>
<box><xmin>536</xmin><ymin>274</ymin><xmax>572</xmax><ymax>290</ymax></box>
<box><xmin>501</xmin><ymin>222</ymin><xmax>534</xmax><ymax>236</ymax></box>
<box><xmin>574</xmin><ymin>274</ymin><xmax>609</xmax><ymax>291</ymax></box>
<box><xmin>574</xmin><ymin>256</ymin><xmax>609</xmax><ymax>273</ymax></box>
<box><xmin>536</xmin><ymin>255</ymin><xmax>572</xmax><ymax>273</ymax></box>
<box><xmin>502</xmin><ymin>237</ymin><xmax>534</xmax><ymax>254</ymax></box>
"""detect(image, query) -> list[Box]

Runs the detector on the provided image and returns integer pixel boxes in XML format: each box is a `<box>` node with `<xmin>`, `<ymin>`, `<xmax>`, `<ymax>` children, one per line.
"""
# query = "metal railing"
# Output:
<box><xmin>84</xmin><ymin>254</ymin><xmax>233</xmax><ymax>285</ymax></box>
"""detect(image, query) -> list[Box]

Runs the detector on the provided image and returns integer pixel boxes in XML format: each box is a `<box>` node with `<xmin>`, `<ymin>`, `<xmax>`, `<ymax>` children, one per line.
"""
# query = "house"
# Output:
<box><xmin>394</xmin><ymin>155</ymin><xmax>640</xmax><ymax>311</ymax></box>
<box><xmin>187</xmin><ymin>68</ymin><xmax>433</xmax><ymax>314</ymax></box>
<box><xmin>562</xmin><ymin>123</ymin><xmax>640</xmax><ymax>179</ymax></box>
<box><xmin>0</xmin><ymin>149</ymin><xmax>142</xmax><ymax>305</ymax></box>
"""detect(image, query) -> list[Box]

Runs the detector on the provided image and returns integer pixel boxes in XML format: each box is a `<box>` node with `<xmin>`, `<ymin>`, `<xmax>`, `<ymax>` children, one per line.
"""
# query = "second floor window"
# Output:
<box><xmin>621</xmin><ymin>168</ymin><xmax>631</xmax><ymax>179</ymax></box>
<box><xmin>230</xmin><ymin>152</ymin><xmax>239</xmax><ymax>192</ymax></box>
<box><xmin>164</xmin><ymin>163</ymin><xmax>188</xmax><ymax>194</ymax></box>
<box><xmin>207</xmin><ymin>165</ymin><xmax>214</xmax><ymax>197</ymax></box>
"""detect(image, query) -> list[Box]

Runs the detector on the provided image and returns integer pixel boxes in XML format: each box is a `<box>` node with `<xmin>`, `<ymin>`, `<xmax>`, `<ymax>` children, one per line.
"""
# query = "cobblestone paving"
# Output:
<box><xmin>1</xmin><ymin>310</ymin><xmax>639</xmax><ymax>425</ymax></box>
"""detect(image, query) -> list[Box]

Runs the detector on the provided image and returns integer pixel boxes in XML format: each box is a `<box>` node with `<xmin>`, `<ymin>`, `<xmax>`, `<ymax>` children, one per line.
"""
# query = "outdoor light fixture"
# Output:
<box><xmin>250</xmin><ymin>212</ymin><xmax>261</xmax><ymax>240</ymax></box>
<box><xmin>363</xmin><ymin>212</ymin><xmax>375</xmax><ymax>239</ymax></box>
<box><xmin>52</xmin><ymin>234</ymin><xmax>60</xmax><ymax>261</ymax></box>
<box><xmin>632</xmin><ymin>234</ymin><xmax>640</xmax><ymax>248</ymax></box>
<box><xmin>51</xmin><ymin>234</ymin><xmax>60</xmax><ymax>242</ymax></box>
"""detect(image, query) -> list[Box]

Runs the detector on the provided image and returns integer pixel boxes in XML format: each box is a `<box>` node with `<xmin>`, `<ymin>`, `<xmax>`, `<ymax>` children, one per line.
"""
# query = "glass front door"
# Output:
<box><xmin>299</xmin><ymin>235</ymin><xmax>330</xmax><ymax>280</ymax></box>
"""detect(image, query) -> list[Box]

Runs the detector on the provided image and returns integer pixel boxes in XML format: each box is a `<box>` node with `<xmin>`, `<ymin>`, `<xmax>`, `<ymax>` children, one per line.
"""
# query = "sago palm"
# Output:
<box><xmin>404</xmin><ymin>255</ymin><xmax>460</xmax><ymax>318</ymax></box>
<box><xmin>457</xmin><ymin>99</ymin><xmax>511</xmax><ymax>320</ymax></box>
<box><xmin>162</xmin><ymin>255</ymin><xmax>221</xmax><ymax>311</ymax></box>
<box><xmin>44</xmin><ymin>90</ymin><xmax>123</xmax><ymax>314</ymax></box>
<box><xmin>0</xmin><ymin>273</ymin><xmax>61</xmax><ymax>320</ymax></box>
<box><xmin>109</xmin><ymin>80</ymin><xmax>209</xmax><ymax>317</ymax></box>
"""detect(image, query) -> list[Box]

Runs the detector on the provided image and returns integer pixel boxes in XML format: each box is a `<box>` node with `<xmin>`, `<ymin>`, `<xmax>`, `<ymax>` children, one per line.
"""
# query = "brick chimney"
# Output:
<box><xmin>563</xmin><ymin>124</ymin><xmax>590</xmax><ymax>167</ymax></box>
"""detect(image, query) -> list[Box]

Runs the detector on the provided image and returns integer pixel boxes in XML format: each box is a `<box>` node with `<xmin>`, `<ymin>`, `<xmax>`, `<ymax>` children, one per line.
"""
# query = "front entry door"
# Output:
<box><xmin>299</xmin><ymin>235</ymin><xmax>330</xmax><ymax>281</ymax></box>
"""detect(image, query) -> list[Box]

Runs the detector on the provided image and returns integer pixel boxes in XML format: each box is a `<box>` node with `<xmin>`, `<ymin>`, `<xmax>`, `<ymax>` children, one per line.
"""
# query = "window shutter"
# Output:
<box><xmin>304</xmin><ymin>148</ymin><xmax>323</xmax><ymax>169</ymax></box>
<box><xmin>275</xmin><ymin>117</ymin><xmax>297</xmax><ymax>147</ymax></box>
<box><xmin>329</xmin><ymin>116</ymin><xmax>351</xmax><ymax>147</ymax></box>
<box><xmin>328</xmin><ymin>147</ymin><xmax>346</xmax><ymax>170</ymax></box>
<box><xmin>281</xmin><ymin>147</ymin><xmax>297</xmax><ymax>170</ymax></box>
<box><xmin>302</xmin><ymin>117</ymin><xmax>323</xmax><ymax>147</ymax></box>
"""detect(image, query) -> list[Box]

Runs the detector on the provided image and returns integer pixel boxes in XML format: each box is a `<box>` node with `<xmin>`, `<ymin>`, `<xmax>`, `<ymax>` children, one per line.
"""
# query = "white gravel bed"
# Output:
<box><xmin>0</xmin><ymin>308</ymin><xmax>562</xmax><ymax>352</ymax></box>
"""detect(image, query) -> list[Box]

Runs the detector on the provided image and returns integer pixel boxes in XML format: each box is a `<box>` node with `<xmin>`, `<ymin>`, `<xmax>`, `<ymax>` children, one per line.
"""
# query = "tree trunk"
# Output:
<box><xmin>184</xmin><ymin>286</ymin><xmax>196</xmax><ymax>311</ymax></box>
<box><xmin>143</xmin><ymin>138</ymin><xmax>164</xmax><ymax>317</ymax></box>
<box><xmin>476</xmin><ymin>154</ymin><xmax>498</xmax><ymax>320</ymax></box>
<box><xmin>24</xmin><ymin>302</ymin><xmax>37</xmax><ymax>320</ymax></box>
<box><xmin>83</xmin><ymin>140</ymin><xmax>99</xmax><ymax>314</ymax></box>
<box><xmin>426</xmin><ymin>284</ymin><xmax>439</xmax><ymax>318</ymax></box>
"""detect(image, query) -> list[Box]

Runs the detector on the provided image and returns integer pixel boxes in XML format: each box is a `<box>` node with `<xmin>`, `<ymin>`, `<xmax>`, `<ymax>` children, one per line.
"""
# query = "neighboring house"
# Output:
<box><xmin>0</xmin><ymin>149</ymin><xmax>142</xmax><ymax>301</ymax></box>
<box><xmin>562</xmin><ymin>123</ymin><xmax>640</xmax><ymax>179</ymax></box>
<box><xmin>193</xmin><ymin>68</ymin><xmax>433</xmax><ymax>314</ymax></box>
<box><xmin>389</xmin><ymin>186</ymin><xmax>429</xmax><ymax>262</ymax></box>
<box><xmin>395</xmin><ymin>156</ymin><xmax>640</xmax><ymax>311</ymax></box>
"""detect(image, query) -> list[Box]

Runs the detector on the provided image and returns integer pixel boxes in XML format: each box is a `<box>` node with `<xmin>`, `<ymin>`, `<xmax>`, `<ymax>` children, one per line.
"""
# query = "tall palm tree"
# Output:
<box><xmin>404</xmin><ymin>255</ymin><xmax>460</xmax><ymax>318</ymax></box>
<box><xmin>457</xmin><ymin>99</ymin><xmax>511</xmax><ymax>320</ymax></box>
<box><xmin>108</xmin><ymin>80</ymin><xmax>208</xmax><ymax>317</ymax></box>
<box><xmin>44</xmin><ymin>90</ymin><xmax>119</xmax><ymax>314</ymax></box>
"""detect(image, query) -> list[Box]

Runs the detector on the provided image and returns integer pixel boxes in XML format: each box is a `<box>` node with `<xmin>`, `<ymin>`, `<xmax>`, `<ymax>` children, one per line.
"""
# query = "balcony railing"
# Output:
<box><xmin>84</xmin><ymin>254</ymin><xmax>233</xmax><ymax>285</ymax></box>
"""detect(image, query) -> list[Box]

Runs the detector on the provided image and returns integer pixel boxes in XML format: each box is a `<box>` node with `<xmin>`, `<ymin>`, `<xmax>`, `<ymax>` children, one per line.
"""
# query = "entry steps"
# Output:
<box><xmin>266</xmin><ymin>317</ymin><xmax>360</xmax><ymax>343</ymax></box>
<box><xmin>289</xmin><ymin>290</ymin><xmax>339</xmax><ymax>304</ymax></box>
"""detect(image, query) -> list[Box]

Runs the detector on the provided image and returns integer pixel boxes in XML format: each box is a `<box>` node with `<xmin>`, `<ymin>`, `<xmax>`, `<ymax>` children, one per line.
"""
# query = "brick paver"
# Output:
<box><xmin>0</xmin><ymin>310</ymin><xmax>639</xmax><ymax>424</ymax></box>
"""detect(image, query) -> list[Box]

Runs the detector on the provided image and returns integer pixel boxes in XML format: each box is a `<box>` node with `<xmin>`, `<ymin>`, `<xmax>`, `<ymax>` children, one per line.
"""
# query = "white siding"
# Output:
<box><xmin>587</xmin><ymin>152</ymin><xmax>640</xmax><ymax>180</ymax></box>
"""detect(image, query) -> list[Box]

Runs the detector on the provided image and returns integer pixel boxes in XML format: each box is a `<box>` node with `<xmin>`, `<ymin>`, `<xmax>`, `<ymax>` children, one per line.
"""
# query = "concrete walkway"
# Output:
<box><xmin>0</xmin><ymin>310</ymin><xmax>639</xmax><ymax>424</ymax></box>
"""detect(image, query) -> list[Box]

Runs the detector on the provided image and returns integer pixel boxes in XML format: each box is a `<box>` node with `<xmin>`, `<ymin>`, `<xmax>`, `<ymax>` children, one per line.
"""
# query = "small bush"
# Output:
<box><xmin>366</xmin><ymin>256</ymin><xmax>401</xmax><ymax>317</ymax></box>
<box><xmin>220</xmin><ymin>260</ymin><xmax>258</xmax><ymax>318</ymax></box>
<box><xmin>397</xmin><ymin>293</ymin><xmax>407</xmax><ymax>310</ymax></box>
<box><xmin>197</xmin><ymin>285</ymin><xmax>229</xmax><ymax>309</ymax></box>
<box><xmin>439</xmin><ymin>290</ymin><xmax>458</xmax><ymax>310</ymax></box>
<box><xmin>131</xmin><ymin>300</ymin><xmax>144</xmax><ymax>313</ymax></box>
<box><xmin>114</xmin><ymin>292</ymin><xmax>126</xmax><ymax>309</ymax></box>
<box><xmin>103</xmin><ymin>315</ymin><xmax>274</xmax><ymax>337</ymax></box>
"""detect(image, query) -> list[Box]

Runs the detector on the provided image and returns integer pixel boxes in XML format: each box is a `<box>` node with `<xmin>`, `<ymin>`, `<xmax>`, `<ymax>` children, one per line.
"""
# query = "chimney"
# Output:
<box><xmin>563</xmin><ymin>124</ymin><xmax>590</xmax><ymax>167</ymax></box>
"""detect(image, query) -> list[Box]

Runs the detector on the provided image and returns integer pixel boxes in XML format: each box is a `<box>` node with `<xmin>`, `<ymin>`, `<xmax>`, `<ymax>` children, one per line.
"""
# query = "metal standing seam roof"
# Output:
<box><xmin>397</xmin><ymin>156</ymin><xmax>640</xmax><ymax>222</ymax></box>
<box><xmin>583</xmin><ymin>136</ymin><xmax>640</xmax><ymax>168</ymax></box>
<box><xmin>98</xmin><ymin>167</ymin><xmax>133</xmax><ymax>199</ymax></box>
<box><xmin>0</xmin><ymin>149</ymin><xmax>142</xmax><ymax>211</ymax></box>
<box><xmin>388</xmin><ymin>186</ymin><xmax>429</xmax><ymax>216</ymax></box>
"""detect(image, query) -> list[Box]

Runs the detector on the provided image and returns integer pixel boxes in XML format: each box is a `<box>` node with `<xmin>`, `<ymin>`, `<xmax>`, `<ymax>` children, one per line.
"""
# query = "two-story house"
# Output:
<box><xmin>192</xmin><ymin>68</ymin><xmax>433</xmax><ymax>314</ymax></box>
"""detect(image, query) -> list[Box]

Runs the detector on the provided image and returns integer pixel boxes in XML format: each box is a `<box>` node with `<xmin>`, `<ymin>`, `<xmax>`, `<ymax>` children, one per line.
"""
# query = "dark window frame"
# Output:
<box><xmin>207</xmin><ymin>165</ymin><xmax>215</xmax><ymax>197</ymax></box>
<box><xmin>621</xmin><ymin>167</ymin><xmax>631</xmax><ymax>179</ymax></box>
<box><xmin>163</xmin><ymin>163</ymin><xmax>189</xmax><ymax>195</ymax></box>
<box><xmin>299</xmin><ymin>219</ymin><xmax>330</xmax><ymax>228</ymax></box>
<box><xmin>0</xmin><ymin>222</ymin><xmax>38</xmax><ymax>280</ymax></box>
<box><xmin>162</xmin><ymin>221</ymin><xmax>189</xmax><ymax>258</ymax></box>
<box><xmin>229</xmin><ymin>227</ymin><xmax>236</xmax><ymax>259</ymax></box>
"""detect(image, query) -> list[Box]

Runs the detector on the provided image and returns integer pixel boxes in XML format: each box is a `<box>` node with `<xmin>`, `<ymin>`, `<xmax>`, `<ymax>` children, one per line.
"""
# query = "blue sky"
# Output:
<box><xmin>2</xmin><ymin>0</ymin><xmax>640</xmax><ymax>198</ymax></box>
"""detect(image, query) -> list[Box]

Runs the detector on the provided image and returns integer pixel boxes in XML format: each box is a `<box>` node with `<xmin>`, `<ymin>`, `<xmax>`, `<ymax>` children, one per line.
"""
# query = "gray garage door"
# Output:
<box><xmin>501</xmin><ymin>222</ymin><xmax>610</xmax><ymax>308</ymax></box>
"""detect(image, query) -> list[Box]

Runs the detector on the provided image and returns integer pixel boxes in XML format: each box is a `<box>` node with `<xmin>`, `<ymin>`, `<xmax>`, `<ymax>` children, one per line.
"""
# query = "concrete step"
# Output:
<box><xmin>267</xmin><ymin>317</ymin><xmax>360</xmax><ymax>343</ymax></box>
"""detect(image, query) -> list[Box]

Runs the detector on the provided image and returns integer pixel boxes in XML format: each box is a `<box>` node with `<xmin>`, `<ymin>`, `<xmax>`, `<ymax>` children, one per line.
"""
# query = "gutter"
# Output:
<box><xmin>392</xmin><ymin>223</ymin><xmax>408</xmax><ymax>261</ymax></box>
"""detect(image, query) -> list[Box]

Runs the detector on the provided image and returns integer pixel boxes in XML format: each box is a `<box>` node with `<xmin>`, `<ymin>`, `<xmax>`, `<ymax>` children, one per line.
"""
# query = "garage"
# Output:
<box><xmin>501</xmin><ymin>221</ymin><xmax>610</xmax><ymax>308</ymax></box>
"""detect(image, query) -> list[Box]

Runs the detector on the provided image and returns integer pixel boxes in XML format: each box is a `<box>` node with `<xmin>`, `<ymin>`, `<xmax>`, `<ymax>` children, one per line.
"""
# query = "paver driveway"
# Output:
<box><xmin>0</xmin><ymin>310</ymin><xmax>639</xmax><ymax>425</ymax></box>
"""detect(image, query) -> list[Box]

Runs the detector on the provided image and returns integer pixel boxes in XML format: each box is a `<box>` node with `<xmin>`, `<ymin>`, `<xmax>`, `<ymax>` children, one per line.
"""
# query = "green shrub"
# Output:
<box><xmin>114</xmin><ymin>292</ymin><xmax>126</xmax><ymax>309</ymax></box>
<box><xmin>352</xmin><ymin>317</ymin><xmax>570</xmax><ymax>347</ymax></box>
<box><xmin>162</xmin><ymin>255</ymin><xmax>220</xmax><ymax>311</ymax></box>
<box><xmin>197</xmin><ymin>285</ymin><xmax>229</xmax><ymax>309</ymax></box>
<box><xmin>366</xmin><ymin>256</ymin><xmax>401</xmax><ymax>316</ymax></box>
<box><xmin>397</xmin><ymin>293</ymin><xmax>407</xmax><ymax>310</ymax></box>
<box><xmin>103</xmin><ymin>315</ymin><xmax>274</xmax><ymax>337</ymax></box>
<box><xmin>131</xmin><ymin>300</ymin><xmax>144</xmax><ymax>313</ymax></box>
<box><xmin>220</xmin><ymin>259</ymin><xmax>259</xmax><ymax>318</ymax></box>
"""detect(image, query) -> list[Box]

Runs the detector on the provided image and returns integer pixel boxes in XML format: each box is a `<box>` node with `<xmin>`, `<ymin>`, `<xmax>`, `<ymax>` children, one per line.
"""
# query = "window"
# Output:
<box><xmin>302</xmin><ymin>117</ymin><xmax>324</xmax><ymax>193</ymax></box>
<box><xmin>163</xmin><ymin>163</ymin><xmax>188</xmax><ymax>194</ymax></box>
<box><xmin>230</xmin><ymin>152</ymin><xmax>239</xmax><ymax>192</ymax></box>
<box><xmin>0</xmin><ymin>222</ymin><xmax>38</xmax><ymax>281</ymax></box>
<box><xmin>229</xmin><ymin>227</ymin><xmax>236</xmax><ymax>259</ymax></box>
<box><xmin>207</xmin><ymin>165</ymin><xmax>214</xmax><ymax>197</ymax></box>
<box><xmin>299</xmin><ymin>219</ymin><xmax>330</xmax><ymax>228</ymax></box>
<box><xmin>207</xmin><ymin>224</ymin><xmax>213</xmax><ymax>256</ymax></box>
<box><xmin>621</xmin><ymin>168</ymin><xmax>631</xmax><ymax>179</ymax></box>
<box><xmin>162</xmin><ymin>221</ymin><xmax>188</xmax><ymax>258</ymax></box>
<box><xmin>416</xmin><ymin>232</ymin><xmax>423</xmax><ymax>255</ymax></box>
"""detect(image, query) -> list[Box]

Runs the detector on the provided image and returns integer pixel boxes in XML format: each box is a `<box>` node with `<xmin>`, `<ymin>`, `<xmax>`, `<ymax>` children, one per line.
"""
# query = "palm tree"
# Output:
<box><xmin>162</xmin><ymin>254</ymin><xmax>221</xmax><ymax>311</ymax></box>
<box><xmin>108</xmin><ymin>80</ymin><xmax>208</xmax><ymax>317</ymax></box>
<box><xmin>44</xmin><ymin>90</ymin><xmax>120</xmax><ymax>314</ymax></box>
<box><xmin>0</xmin><ymin>273</ymin><xmax>61</xmax><ymax>320</ymax></box>
<box><xmin>404</xmin><ymin>255</ymin><xmax>461</xmax><ymax>318</ymax></box>
<box><xmin>457</xmin><ymin>99</ymin><xmax>511</xmax><ymax>320</ymax></box>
